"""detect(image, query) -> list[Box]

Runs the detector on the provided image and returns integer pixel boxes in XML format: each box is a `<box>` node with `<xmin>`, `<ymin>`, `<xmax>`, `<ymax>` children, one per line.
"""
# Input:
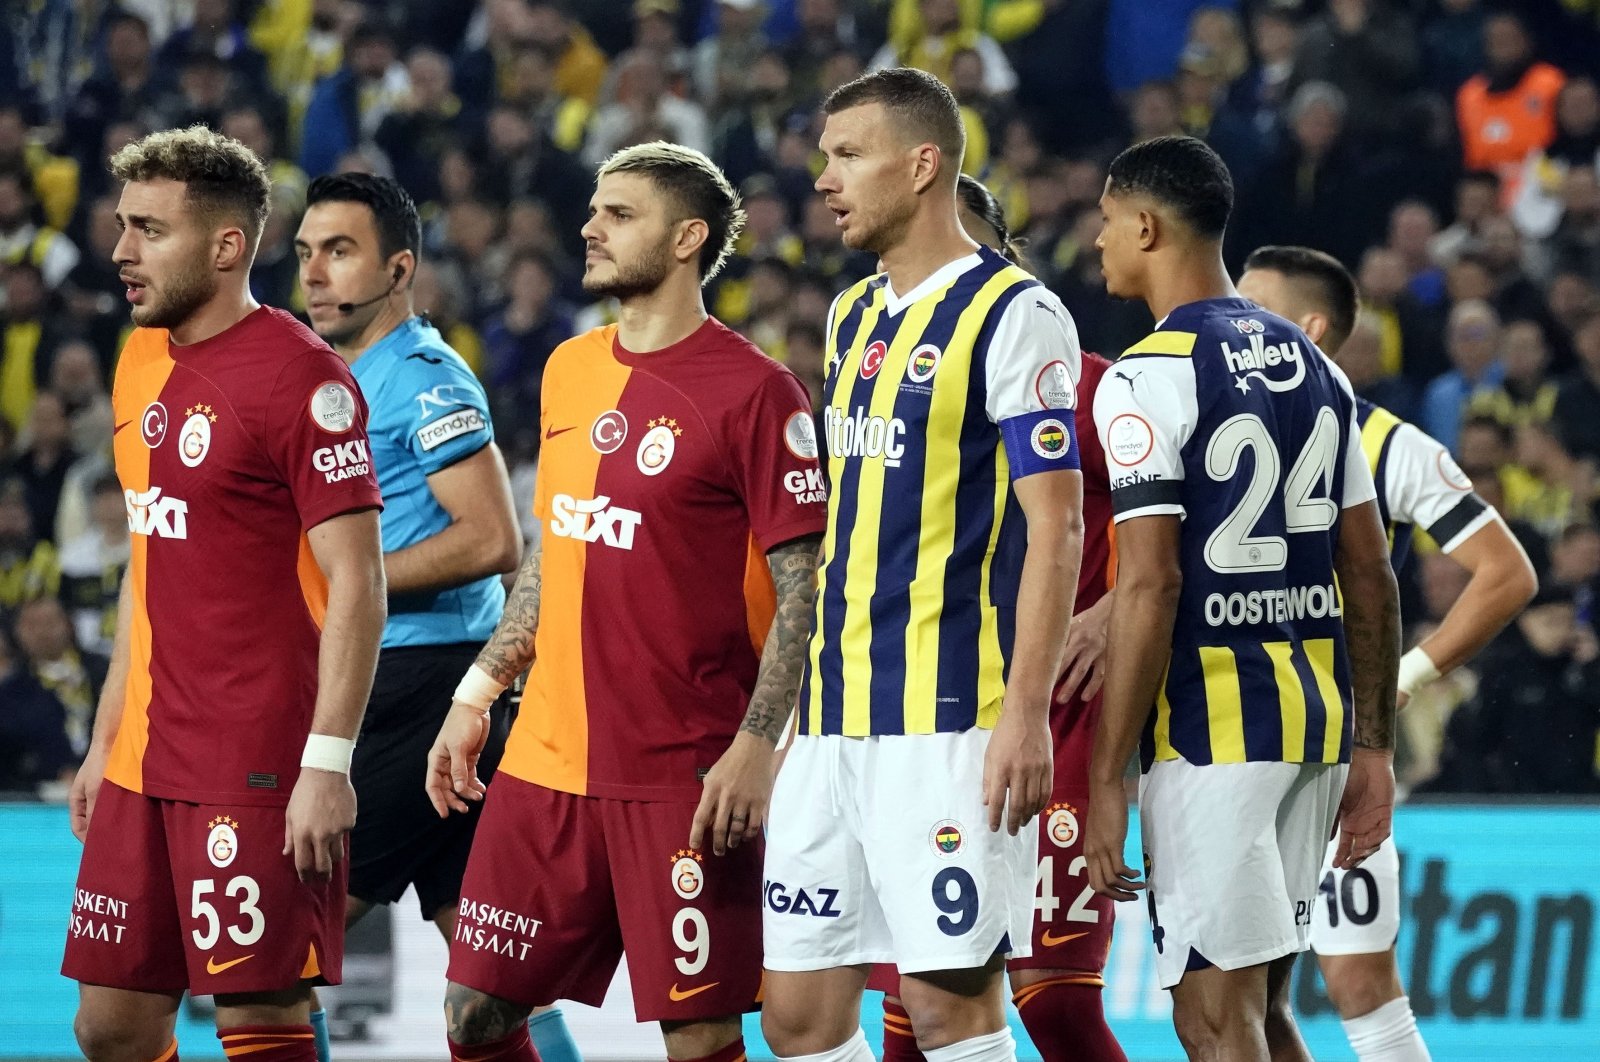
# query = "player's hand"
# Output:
<box><xmin>1056</xmin><ymin>594</ymin><xmax>1113</xmax><ymax>704</ymax></box>
<box><xmin>425</xmin><ymin>701</ymin><xmax>492</xmax><ymax>817</ymax></box>
<box><xmin>68</xmin><ymin>743</ymin><xmax>109</xmax><ymax>842</ymax></box>
<box><xmin>1083</xmin><ymin>780</ymin><xmax>1143</xmax><ymax>901</ymax></box>
<box><xmin>1332</xmin><ymin>746</ymin><xmax>1395</xmax><ymax>870</ymax></box>
<box><xmin>283</xmin><ymin>767</ymin><xmax>356</xmax><ymax>883</ymax></box>
<box><xmin>982</xmin><ymin>706</ymin><xmax>1052</xmax><ymax>835</ymax></box>
<box><xmin>691</xmin><ymin>730</ymin><xmax>775</xmax><ymax>856</ymax></box>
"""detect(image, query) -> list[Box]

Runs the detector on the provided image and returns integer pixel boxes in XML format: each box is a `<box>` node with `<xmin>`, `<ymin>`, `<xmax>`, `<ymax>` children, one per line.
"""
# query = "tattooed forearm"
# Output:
<box><xmin>1347</xmin><ymin>574</ymin><xmax>1400</xmax><ymax>751</ymax></box>
<box><xmin>475</xmin><ymin>547</ymin><xmax>541</xmax><ymax>686</ymax></box>
<box><xmin>742</xmin><ymin>535</ymin><xmax>822</xmax><ymax>743</ymax></box>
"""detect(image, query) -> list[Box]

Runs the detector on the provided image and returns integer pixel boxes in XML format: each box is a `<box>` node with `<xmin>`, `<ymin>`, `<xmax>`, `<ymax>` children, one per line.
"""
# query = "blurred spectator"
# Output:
<box><xmin>948</xmin><ymin>47</ymin><xmax>1002</xmax><ymax>176</ymax></box>
<box><xmin>439</xmin><ymin>197</ymin><xmax>510</xmax><ymax>319</ymax></box>
<box><xmin>0</xmin><ymin>104</ymin><xmax>78</xmax><ymax>234</ymax></box>
<box><xmin>1129</xmin><ymin>81</ymin><xmax>1185</xmax><ymax>144</ymax></box>
<box><xmin>249</xmin><ymin>0</ymin><xmax>361</xmax><ymax>112</ymax></box>
<box><xmin>221</xmin><ymin>105</ymin><xmax>308</xmax><ymax>216</ymax></box>
<box><xmin>1388</xmin><ymin>200</ymin><xmax>1448</xmax><ymax>308</ymax></box>
<box><xmin>1549</xmin><ymin>523</ymin><xmax>1600</xmax><ymax>593</ymax></box>
<box><xmin>250</xmin><ymin>186</ymin><xmax>303</xmax><ymax>311</ymax></box>
<box><xmin>478</xmin><ymin>103</ymin><xmax>592</xmax><ymax>227</ymax></box>
<box><xmin>1546</xmin><ymin>165</ymin><xmax>1600</xmax><ymax>281</ymax></box>
<box><xmin>521</xmin><ymin>0</ymin><xmax>610</xmax><ymax>107</ymax></box>
<box><xmin>411</xmin><ymin>260</ymin><xmax>487</xmax><ymax>379</ymax></box>
<box><xmin>1422</xmin><ymin>583</ymin><xmax>1600</xmax><ymax>794</ymax></box>
<box><xmin>0</xmin><ymin>622</ymin><xmax>76</xmax><ymax>792</ymax></box>
<box><xmin>151</xmin><ymin>51</ymin><xmax>241</xmax><ymax>133</ymax></box>
<box><xmin>498</xmin><ymin>44</ymin><xmax>592</xmax><ymax>155</ymax></box>
<box><xmin>1509</xmin><ymin>419</ymin><xmax>1588</xmax><ymax>535</ymax></box>
<box><xmin>0</xmin><ymin>169</ymin><xmax>80</xmax><ymax>289</ymax></box>
<box><xmin>1431</xmin><ymin>169</ymin><xmax>1501</xmax><ymax>266</ymax></box>
<box><xmin>1421</xmin><ymin>298</ymin><xmax>1504</xmax><ymax>451</ymax></box>
<box><xmin>299</xmin><ymin>21</ymin><xmax>410</xmax><ymax>178</ymax></box>
<box><xmin>1</xmin><ymin>262</ymin><xmax>72</xmax><ymax>433</ymax></box>
<box><xmin>1552</xmin><ymin>313</ymin><xmax>1600</xmax><ymax>462</ymax></box>
<box><xmin>14</xmin><ymin>595</ymin><xmax>105</xmax><ymax>758</ymax></box>
<box><xmin>1422</xmin><ymin>0</ymin><xmax>1487</xmax><ymax>95</ymax></box>
<box><xmin>1339</xmin><ymin>312</ymin><xmax>1417</xmax><ymax>422</ymax></box>
<box><xmin>60</xmin><ymin>196</ymin><xmax>126</xmax><ymax>359</ymax></box>
<box><xmin>1477</xmin><ymin>214</ymin><xmax>1555</xmax><ymax>328</ymax></box>
<box><xmin>481</xmin><ymin>252</ymin><xmax>576</xmax><ymax>405</ymax></box>
<box><xmin>1104</xmin><ymin>0</ymin><xmax>1220</xmax><ymax>95</ymax></box>
<box><xmin>63</xmin><ymin>13</ymin><xmax>160</xmax><ymax>175</ymax></box>
<box><xmin>714</xmin><ymin>48</ymin><xmax>797</xmax><ymax>186</ymax></box>
<box><xmin>1549</xmin><ymin>75</ymin><xmax>1600</xmax><ymax>168</ymax></box>
<box><xmin>1289</xmin><ymin>0</ymin><xmax>1420</xmax><ymax>146</ymax></box>
<box><xmin>1456</xmin><ymin>10</ymin><xmax>1566</xmax><ymax>199</ymax></box>
<box><xmin>694</xmin><ymin>0</ymin><xmax>771</xmax><ymax>115</ymax></box>
<box><xmin>48</xmin><ymin>338</ymin><xmax>113</xmax><ymax>459</ymax></box>
<box><xmin>869</xmin><ymin>0</ymin><xmax>1017</xmax><ymax>97</ymax></box>
<box><xmin>1224</xmin><ymin>6</ymin><xmax>1298</xmax><ymax>147</ymax></box>
<box><xmin>617</xmin><ymin>0</ymin><xmax>693</xmax><ymax>97</ymax></box>
<box><xmin>1178</xmin><ymin>42</ymin><xmax>1267</xmax><ymax>190</ymax></box>
<box><xmin>784</xmin><ymin>0</ymin><xmax>861</xmax><ymax>102</ymax></box>
<box><xmin>1467</xmin><ymin>319</ymin><xmax>1559</xmax><ymax>427</ymax></box>
<box><xmin>156</xmin><ymin>0</ymin><xmax>271</xmax><ymax>96</ymax></box>
<box><xmin>13</xmin><ymin>391</ymin><xmax>79</xmax><ymax>540</ymax></box>
<box><xmin>1548</xmin><ymin>269</ymin><xmax>1600</xmax><ymax>349</ymax></box>
<box><xmin>784</xmin><ymin>318</ymin><xmax>826</xmax><ymax>409</ymax></box>
<box><xmin>0</xmin><ymin>480</ymin><xmax>59</xmax><ymax>611</ymax></box>
<box><xmin>24</xmin><ymin>0</ymin><xmax>111</xmax><ymax>125</ymax></box>
<box><xmin>1004</xmin><ymin>0</ymin><xmax>1115</xmax><ymax>154</ymax></box>
<box><xmin>1358</xmin><ymin>246</ymin><xmax>1444</xmax><ymax>384</ymax></box>
<box><xmin>585</xmin><ymin>52</ymin><xmax>712</xmax><ymax>167</ymax></box>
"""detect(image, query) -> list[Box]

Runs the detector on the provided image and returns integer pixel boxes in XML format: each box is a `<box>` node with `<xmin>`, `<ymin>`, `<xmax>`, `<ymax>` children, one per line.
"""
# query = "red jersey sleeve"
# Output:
<box><xmin>265</xmin><ymin>348</ymin><xmax>383</xmax><ymax>529</ymax></box>
<box><xmin>728</xmin><ymin>367</ymin><xmax>828</xmax><ymax>552</ymax></box>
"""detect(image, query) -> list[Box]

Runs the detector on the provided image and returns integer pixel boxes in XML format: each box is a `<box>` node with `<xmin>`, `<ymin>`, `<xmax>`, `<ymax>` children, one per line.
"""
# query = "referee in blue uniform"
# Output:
<box><xmin>294</xmin><ymin>174</ymin><xmax>581</xmax><ymax>1062</ymax></box>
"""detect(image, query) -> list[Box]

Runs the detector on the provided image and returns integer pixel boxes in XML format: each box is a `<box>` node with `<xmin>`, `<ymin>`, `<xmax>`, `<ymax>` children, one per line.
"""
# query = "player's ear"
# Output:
<box><xmin>675</xmin><ymin>217</ymin><xmax>709</xmax><ymax>268</ymax></box>
<box><xmin>1136</xmin><ymin>209</ymin><xmax>1159</xmax><ymax>252</ymax></box>
<box><xmin>1300</xmin><ymin>311</ymin><xmax>1329</xmax><ymax>345</ymax></box>
<box><xmin>214</xmin><ymin>224</ymin><xmax>251</xmax><ymax>272</ymax></box>
<box><xmin>911</xmin><ymin>142</ymin><xmax>941</xmax><ymax>195</ymax></box>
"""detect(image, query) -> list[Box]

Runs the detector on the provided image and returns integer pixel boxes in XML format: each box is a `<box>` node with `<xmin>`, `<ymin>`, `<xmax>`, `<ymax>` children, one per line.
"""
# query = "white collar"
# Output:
<box><xmin>880</xmin><ymin>252</ymin><xmax>984</xmax><ymax>316</ymax></box>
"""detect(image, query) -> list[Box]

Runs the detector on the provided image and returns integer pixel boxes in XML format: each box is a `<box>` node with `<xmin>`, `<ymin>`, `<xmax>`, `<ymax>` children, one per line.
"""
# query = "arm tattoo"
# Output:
<box><xmin>1348</xmin><ymin>572</ymin><xmax>1400</xmax><ymax>751</ymax></box>
<box><xmin>475</xmin><ymin>548</ymin><xmax>541</xmax><ymax>686</ymax></box>
<box><xmin>742</xmin><ymin>535</ymin><xmax>821</xmax><ymax>743</ymax></box>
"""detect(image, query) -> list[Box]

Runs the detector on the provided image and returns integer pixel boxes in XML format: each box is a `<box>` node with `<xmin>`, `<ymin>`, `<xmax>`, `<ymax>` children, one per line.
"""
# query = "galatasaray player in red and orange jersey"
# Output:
<box><xmin>872</xmin><ymin>175</ymin><xmax>1129</xmax><ymax>1062</ymax></box>
<box><xmin>426</xmin><ymin>142</ymin><xmax>827</xmax><ymax>1062</ymax></box>
<box><xmin>60</xmin><ymin>128</ymin><xmax>386</xmax><ymax>1062</ymax></box>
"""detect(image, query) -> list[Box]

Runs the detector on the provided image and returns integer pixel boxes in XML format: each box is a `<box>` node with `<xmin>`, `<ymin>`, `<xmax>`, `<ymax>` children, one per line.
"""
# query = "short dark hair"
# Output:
<box><xmin>305</xmin><ymin>172</ymin><xmax>421</xmax><ymax>260</ymax></box>
<box><xmin>1460</xmin><ymin>413</ymin><xmax>1512</xmax><ymax>448</ymax></box>
<box><xmin>1243</xmin><ymin>245</ymin><xmax>1359</xmax><ymax>353</ymax></box>
<box><xmin>1106</xmin><ymin>135</ymin><xmax>1233</xmax><ymax>240</ymax></box>
<box><xmin>956</xmin><ymin>173</ymin><xmax>1025</xmax><ymax>265</ymax></box>
<box><xmin>109</xmin><ymin>125</ymin><xmax>271</xmax><ymax>246</ymax></box>
<box><xmin>598</xmin><ymin>141</ymin><xmax>745</xmax><ymax>283</ymax></box>
<box><xmin>823</xmin><ymin>67</ymin><xmax>966</xmax><ymax>173</ymax></box>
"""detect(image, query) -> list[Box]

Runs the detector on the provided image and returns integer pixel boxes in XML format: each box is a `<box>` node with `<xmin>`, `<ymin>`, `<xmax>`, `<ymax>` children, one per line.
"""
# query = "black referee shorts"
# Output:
<box><xmin>348</xmin><ymin>642</ymin><xmax>509</xmax><ymax>920</ymax></box>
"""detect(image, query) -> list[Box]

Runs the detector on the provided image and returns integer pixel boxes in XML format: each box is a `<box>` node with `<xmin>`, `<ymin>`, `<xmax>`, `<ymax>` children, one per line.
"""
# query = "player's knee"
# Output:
<box><xmin>443</xmin><ymin>981</ymin><xmax>529</xmax><ymax>1047</ymax></box>
<box><xmin>73</xmin><ymin>1008</ymin><xmax>167</xmax><ymax>1062</ymax></box>
<box><xmin>1321</xmin><ymin>954</ymin><xmax>1402</xmax><ymax>1019</ymax></box>
<box><xmin>760</xmin><ymin>997</ymin><xmax>857</xmax><ymax>1057</ymax></box>
<box><xmin>1172</xmin><ymin>993</ymin><xmax>1260</xmax><ymax>1060</ymax></box>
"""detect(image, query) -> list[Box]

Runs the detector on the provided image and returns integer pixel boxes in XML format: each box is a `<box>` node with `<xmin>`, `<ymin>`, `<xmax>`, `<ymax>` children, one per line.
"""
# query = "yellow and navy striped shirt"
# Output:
<box><xmin>1359</xmin><ymin>399</ymin><xmax>1493</xmax><ymax>568</ymax></box>
<box><xmin>798</xmin><ymin>248</ymin><xmax>1083</xmax><ymax>736</ymax></box>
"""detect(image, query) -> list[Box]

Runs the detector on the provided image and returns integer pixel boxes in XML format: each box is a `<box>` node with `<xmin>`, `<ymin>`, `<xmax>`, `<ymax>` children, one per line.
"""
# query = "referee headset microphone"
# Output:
<box><xmin>337</xmin><ymin>262</ymin><xmax>405</xmax><ymax>315</ymax></box>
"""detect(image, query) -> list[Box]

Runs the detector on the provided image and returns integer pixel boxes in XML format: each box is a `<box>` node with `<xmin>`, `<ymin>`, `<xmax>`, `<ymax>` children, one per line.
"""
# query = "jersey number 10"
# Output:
<box><xmin>1204</xmin><ymin>408</ymin><xmax>1340</xmax><ymax>575</ymax></box>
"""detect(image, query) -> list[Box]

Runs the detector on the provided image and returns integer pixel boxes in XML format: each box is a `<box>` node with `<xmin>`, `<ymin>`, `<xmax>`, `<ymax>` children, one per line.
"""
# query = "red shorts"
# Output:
<box><xmin>61</xmin><ymin>781</ymin><xmax>344</xmax><ymax>996</ymax></box>
<box><xmin>446</xmin><ymin>774</ymin><xmax>763</xmax><ymax>1023</ymax></box>
<box><xmin>867</xmin><ymin>789</ymin><xmax>1115</xmax><ymax>994</ymax></box>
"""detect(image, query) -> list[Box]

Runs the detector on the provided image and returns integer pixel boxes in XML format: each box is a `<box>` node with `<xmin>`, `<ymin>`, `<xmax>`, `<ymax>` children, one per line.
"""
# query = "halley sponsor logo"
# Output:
<box><xmin>312</xmin><ymin>439</ymin><xmax>371</xmax><ymax>482</ymax></box>
<box><xmin>1222</xmin><ymin>334</ymin><xmax>1306</xmax><ymax>393</ymax></box>
<box><xmin>549</xmin><ymin>493</ymin><xmax>642</xmax><ymax>550</ymax></box>
<box><xmin>765</xmin><ymin>880</ymin><xmax>843</xmax><ymax>917</ymax></box>
<box><xmin>784</xmin><ymin>468</ymin><xmax>826</xmax><ymax>504</ymax></box>
<box><xmin>825</xmin><ymin>406</ymin><xmax>907</xmax><ymax>467</ymax></box>
<box><xmin>310</xmin><ymin>382</ymin><xmax>358</xmax><ymax>433</ymax></box>
<box><xmin>126</xmin><ymin>486</ymin><xmax>188</xmax><ymax>539</ymax></box>
<box><xmin>1203</xmin><ymin>585</ymin><xmax>1343</xmax><ymax>626</ymax></box>
<box><xmin>416</xmin><ymin>408</ymin><xmax>486</xmax><ymax>451</ymax></box>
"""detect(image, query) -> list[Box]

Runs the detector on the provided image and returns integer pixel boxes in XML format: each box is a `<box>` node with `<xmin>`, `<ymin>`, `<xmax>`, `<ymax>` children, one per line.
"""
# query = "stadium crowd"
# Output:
<box><xmin>3</xmin><ymin>0</ymin><xmax>1600</xmax><ymax>797</ymax></box>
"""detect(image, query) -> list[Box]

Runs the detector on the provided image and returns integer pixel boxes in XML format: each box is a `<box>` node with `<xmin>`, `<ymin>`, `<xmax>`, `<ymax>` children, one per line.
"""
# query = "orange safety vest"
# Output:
<box><xmin>1457</xmin><ymin>62</ymin><xmax>1567</xmax><ymax>199</ymax></box>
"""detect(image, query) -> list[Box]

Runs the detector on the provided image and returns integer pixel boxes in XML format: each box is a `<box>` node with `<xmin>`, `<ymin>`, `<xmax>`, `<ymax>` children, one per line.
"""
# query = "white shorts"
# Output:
<box><xmin>1139</xmin><ymin>757</ymin><xmax>1347</xmax><ymax>990</ymax></box>
<box><xmin>1309</xmin><ymin>832</ymin><xmax>1401</xmax><ymax>956</ymax></box>
<box><xmin>762</xmin><ymin>729</ymin><xmax>1035</xmax><ymax>974</ymax></box>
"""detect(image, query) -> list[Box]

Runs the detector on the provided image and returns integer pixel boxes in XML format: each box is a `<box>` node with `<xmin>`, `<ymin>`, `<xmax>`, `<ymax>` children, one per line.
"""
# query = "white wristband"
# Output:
<box><xmin>1397</xmin><ymin>646</ymin><xmax>1441</xmax><ymax>699</ymax></box>
<box><xmin>453</xmin><ymin>664</ymin><xmax>506</xmax><ymax>713</ymax></box>
<box><xmin>301</xmin><ymin>734</ymin><xmax>355</xmax><ymax>774</ymax></box>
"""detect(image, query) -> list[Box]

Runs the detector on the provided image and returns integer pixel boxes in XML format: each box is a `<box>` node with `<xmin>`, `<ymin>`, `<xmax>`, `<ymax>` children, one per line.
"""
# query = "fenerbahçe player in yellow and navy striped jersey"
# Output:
<box><xmin>1093</xmin><ymin>299</ymin><xmax>1379</xmax><ymax>768</ymax></box>
<box><xmin>797</xmin><ymin>245</ymin><xmax>1084</xmax><ymax>736</ymax></box>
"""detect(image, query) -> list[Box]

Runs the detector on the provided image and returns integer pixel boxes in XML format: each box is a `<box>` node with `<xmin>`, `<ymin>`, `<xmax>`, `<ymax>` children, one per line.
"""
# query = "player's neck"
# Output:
<box><xmin>334</xmin><ymin>301</ymin><xmax>413</xmax><ymax>364</ymax></box>
<box><xmin>879</xmin><ymin>211</ymin><xmax>979</xmax><ymax>297</ymax></box>
<box><xmin>615</xmin><ymin>274</ymin><xmax>708</xmax><ymax>353</ymax></box>
<box><xmin>167</xmin><ymin>287</ymin><xmax>260</xmax><ymax>346</ymax></box>
<box><xmin>1144</xmin><ymin>249</ymin><xmax>1236</xmax><ymax>324</ymax></box>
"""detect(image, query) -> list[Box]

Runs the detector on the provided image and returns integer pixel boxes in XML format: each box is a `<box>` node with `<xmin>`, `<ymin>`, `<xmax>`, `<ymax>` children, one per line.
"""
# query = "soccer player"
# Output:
<box><xmin>1082</xmin><ymin>135</ymin><xmax>1402</xmax><ymax>1062</ymax></box>
<box><xmin>426</xmin><ymin>141</ymin><xmax>828</xmax><ymax>1062</ymax></box>
<box><xmin>293</xmin><ymin>173</ymin><xmax>576</xmax><ymax>1062</ymax></box>
<box><xmin>61</xmin><ymin>127</ymin><xmax>386</xmax><ymax>1062</ymax></box>
<box><xmin>875</xmin><ymin>174</ymin><xmax>1128</xmax><ymax>1062</ymax></box>
<box><xmin>1238</xmin><ymin>245</ymin><xmax>1537</xmax><ymax>1062</ymax></box>
<box><xmin>762</xmin><ymin>69</ymin><xmax>1086</xmax><ymax>1062</ymax></box>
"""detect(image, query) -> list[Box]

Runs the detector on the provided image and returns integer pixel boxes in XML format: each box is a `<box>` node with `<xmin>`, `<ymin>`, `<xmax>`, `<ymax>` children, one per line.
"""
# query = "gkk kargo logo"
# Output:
<box><xmin>125</xmin><ymin>486</ymin><xmax>188</xmax><ymax>539</ymax></box>
<box><xmin>549</xmin><ymin>493</ymin><xmax>642</xmax><ymax>550</ymax></box>
<box><xmin>312</xmin><ymin>440</ymin><xmax>371</xmax><ymax>483</ymax></box>
<box><xmin>825</xmin><ymin>407</ymin><xmax>907</xmax><ymax>468</ymax></box>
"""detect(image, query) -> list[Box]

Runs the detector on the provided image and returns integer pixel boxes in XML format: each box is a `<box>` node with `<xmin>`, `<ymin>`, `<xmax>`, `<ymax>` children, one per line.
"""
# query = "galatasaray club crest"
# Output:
<box><xmin>930</xmin><ymin>820</ymin><xmax>964</xmax><ymax>857</ymax></box>
<box><xmin>1046</xmin><ymin>803</ymin><xmax>1080</xmax><ymax>849</ymax></box>
<box><xmin>180</xmin><ymin>404</ymin><xmax>216</xmax><ymax>467</ymax></box>
<box><xmin>207</xmin><ymin>815</ymin><xmax>240</xmax><ymax>869</ymax></box>
<box><xmin>671</xmin><ymin>849</ymin><xmax>705</xmax><ymax>900</ymax></box>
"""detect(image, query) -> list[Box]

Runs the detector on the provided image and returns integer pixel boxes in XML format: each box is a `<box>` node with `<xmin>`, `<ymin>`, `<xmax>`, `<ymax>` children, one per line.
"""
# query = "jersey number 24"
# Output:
<box><xmin>1204</xmin><ymin>407</ymin><xmax>1341</xmax><ymax>575</ymax></box>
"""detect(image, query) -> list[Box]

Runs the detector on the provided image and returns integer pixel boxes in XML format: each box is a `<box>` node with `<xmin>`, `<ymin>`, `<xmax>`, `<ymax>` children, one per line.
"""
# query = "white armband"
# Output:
<box><xmin>300</xmin><ymin>734</ymin><xmax>356</xmax><ymax>774</ymax></box>
<box><xmin>1397</xmin><ymin>646</ymin><xmax>1442</xmax><ymax>699</ymax></box>
<box><xmin>453</xmin><ymin>664</ymin><xmax>507</xmax><ymax>713</ymax></box>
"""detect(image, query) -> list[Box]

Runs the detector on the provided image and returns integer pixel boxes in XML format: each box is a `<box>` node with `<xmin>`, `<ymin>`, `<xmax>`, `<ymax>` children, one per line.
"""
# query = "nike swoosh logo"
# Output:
<box><xmin>668</xmin><ymin>981</ymin><xmax>721</xmax><ymax>1002</ymax></box>
<box><xmin>1040</xmin><ymin>930</ymin><xmax>1089</xmax><ymax>948</ymax></box>
<box><xmin>544</xmin><ymin>425</ymin><xmax>576</xmax><ymax>440</ymax></box>
<box><xmin>205</xmin><ymin>954</ymin><xmax>255</xmax><ymax>974</ymax></box>
<box><xmin>114</xmin><ymin>419</ymin><xmax>134</xmax><ymax>433</ymax></box>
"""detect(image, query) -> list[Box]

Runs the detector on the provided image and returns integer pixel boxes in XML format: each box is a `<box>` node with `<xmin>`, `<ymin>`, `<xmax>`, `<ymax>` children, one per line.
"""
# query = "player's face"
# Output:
<box><xmin>113</xmin><ymin>178</ymin><xmax>220</xmax><ymax>330</ymax></box>
<box><xmin>580</xmin><ymin>172</ymin><xmax>675</xmax><ymax>299</ymax></box>
<box><xmin>816</xmin><ymin>103</ymin><xmax>918</xmax><ymax>254</ymax></box>
<box><xmin>296</xmin><ymin>200</ymin><xmax>396</xmax><ymax>344</ymax></box>
<box><xmin>1095</xmin><ymin>184</ymin><xmax>1146</xmax><ymax>301</ymax></box>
